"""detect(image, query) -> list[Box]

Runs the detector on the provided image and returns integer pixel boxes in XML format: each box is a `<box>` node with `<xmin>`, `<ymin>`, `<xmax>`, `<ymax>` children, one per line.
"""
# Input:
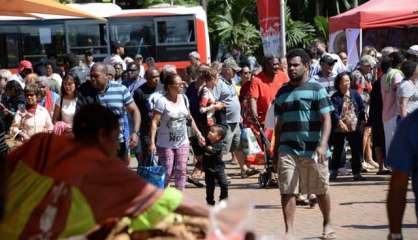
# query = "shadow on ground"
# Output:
<box><xmin>340</xmin><ymin>198</ymin><xmax>414</xmax><ymax>205</ymax></box>
<box><xmin>341</xmin><ymin>224</ymin><xmax>418</xmax><ymax>229</ymax></box>
<box><xmin>254</xmin><ymin>204</ymin><xmax>281</xmax><ymax>210</ymax></box>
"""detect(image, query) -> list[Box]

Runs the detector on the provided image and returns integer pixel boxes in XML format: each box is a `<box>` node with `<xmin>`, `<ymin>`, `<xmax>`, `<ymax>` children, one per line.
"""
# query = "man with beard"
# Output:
<box><xmin>250</xmin><ymin>56</ymin><xmax>288</xmax><ymax>125</ymax></box>
<box><xmin>273</xmin><ymin>49</ymin><xmax>335</xmax><ymax>239</ymax></box>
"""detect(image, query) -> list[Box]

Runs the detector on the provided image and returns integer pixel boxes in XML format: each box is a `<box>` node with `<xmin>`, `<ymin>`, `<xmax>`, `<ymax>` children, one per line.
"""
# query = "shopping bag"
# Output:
<box><xmin>137</xmin><ymin>154</ymin><xmax>166</xmax><ymax>188</ymax></box>
<box><xmin>241</xmin><ymin>128</ymin><xmax>262</xmax><ymax>156</ymax></box>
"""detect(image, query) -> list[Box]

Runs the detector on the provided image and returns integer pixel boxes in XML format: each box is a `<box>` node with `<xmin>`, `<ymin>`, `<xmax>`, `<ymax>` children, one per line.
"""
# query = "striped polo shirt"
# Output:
<box><xmin>274</xmin><ymin>78</ymin><xmax>333</xmax><ymax>158</ymax></box>
<box><xmin>97</xmin><ymin>82</ymin><xmax>133</xmax><ymax>142</ymax></box>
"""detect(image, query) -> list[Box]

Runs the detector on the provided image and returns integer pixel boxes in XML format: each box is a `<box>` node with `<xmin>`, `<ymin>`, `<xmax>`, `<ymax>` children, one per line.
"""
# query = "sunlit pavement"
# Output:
<box><xmin>130</xmin><ymin>155</ymin><xmax>417</xmax><ymax>239</ymax></box>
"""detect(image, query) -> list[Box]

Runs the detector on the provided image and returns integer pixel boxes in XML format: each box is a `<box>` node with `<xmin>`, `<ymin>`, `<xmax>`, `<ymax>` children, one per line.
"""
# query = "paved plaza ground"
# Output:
<box><xmin>131</xmin><ymin>156</ymin><xmax>417</xmax><ymax>239</ymax></box>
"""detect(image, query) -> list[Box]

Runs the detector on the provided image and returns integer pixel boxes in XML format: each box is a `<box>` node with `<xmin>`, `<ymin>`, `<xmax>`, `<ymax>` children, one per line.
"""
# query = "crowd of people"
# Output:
<box><xmin>0</xmin><ymin>39</ymin><xmax>417</xmax><ymax>239</ymax></box>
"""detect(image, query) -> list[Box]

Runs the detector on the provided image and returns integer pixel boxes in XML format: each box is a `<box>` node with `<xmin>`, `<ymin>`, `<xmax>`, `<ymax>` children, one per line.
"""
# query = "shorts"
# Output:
<box><xmin>222</xmin><ymin>123</ymin><xmax>241</xmax><ymax>154</ymax></box>
<box><xmin>277</xmin><ymin>153</ymin><xmax>329</xmax><ymax>195</ymax></box>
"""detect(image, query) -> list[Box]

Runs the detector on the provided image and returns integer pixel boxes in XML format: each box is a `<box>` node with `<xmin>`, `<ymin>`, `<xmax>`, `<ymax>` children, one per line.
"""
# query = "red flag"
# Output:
<box><xmin>256</xmin><ymin>0</ymin><xmax>282</xmax><ymax>57</ymax></box>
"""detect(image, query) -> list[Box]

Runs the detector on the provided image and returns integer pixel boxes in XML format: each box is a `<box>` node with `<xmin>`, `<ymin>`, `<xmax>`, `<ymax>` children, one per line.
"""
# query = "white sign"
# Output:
<box><xmin>39</xmin><ymin>28</ymin><xmax>52</xmax><ymax>44</ymax></box>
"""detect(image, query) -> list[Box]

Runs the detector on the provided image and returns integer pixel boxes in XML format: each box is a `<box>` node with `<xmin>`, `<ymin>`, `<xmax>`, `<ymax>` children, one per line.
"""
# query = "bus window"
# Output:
<box><xmin>155</xmin><ymin>16</ymin><xmax>197</xmax><ymax>62</ymax></box>
<box><xmin>109</xmin><ymin>17</ymin><xmax>155</xmax><ymax>60</ymax></box>
<box><xmin>0</xmin><ymin>26</ymin><xmax>19</xmax><ymax>68</ymax></box>
<box><xmin>20</xmin><ymin>24</ymin><xmax>65</xmax><ymax>64</ymax></box>
<box><xmin>156</xmin><ymin>16</ymin><xmax>196</xmax><ymax>45</ymax></box>
<box><xmin>66</xmin><ymin>21</ymin><xmax>108</xmax><ymax>58</ymax></box>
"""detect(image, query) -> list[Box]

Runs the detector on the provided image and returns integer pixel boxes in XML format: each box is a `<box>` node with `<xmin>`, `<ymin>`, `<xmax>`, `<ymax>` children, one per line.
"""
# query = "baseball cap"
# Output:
<box><xmin>407</xmin><ymin>45</ymin><xmax>418</xmax><ymax>57</ymax></box>
<box><xmin>18</xmin><ymin>60</ymin><xmax>33</xmax><ymax>72</ymax></box>
<box><xmin>320</xmin><ymin>54</ymin><xmax>337</xmax><ymax>65</ymax></box>
<box><xmin>360</xmin><ymin>55</ymin><xmax>376</xmax><ymax>67</ymax></box>
<box><xmin>111</xmin><ymin>41</ymin><xmax>124</xmax><ymax>50</ymax></box>
<box><xmin>222</xmin><ymin>57</ymin><xmax>241</xmax><ymax>71</ymax></box>
<box><xmin>135</xmin><ymin>54</ymin><xmax>143</xmax><ymax>60</ymax></box>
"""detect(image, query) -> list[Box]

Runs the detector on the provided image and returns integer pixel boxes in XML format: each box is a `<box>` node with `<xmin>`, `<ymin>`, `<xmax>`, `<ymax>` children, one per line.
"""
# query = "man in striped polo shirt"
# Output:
<box><xmin>77</xmin><ymin>63</ymin><xmax>141</xmax><ymax>163</ymax></box>
<box><xmin>273</xmin><ymin>49</ymin><xmax>335</xmax><ymax>239</ymax></box>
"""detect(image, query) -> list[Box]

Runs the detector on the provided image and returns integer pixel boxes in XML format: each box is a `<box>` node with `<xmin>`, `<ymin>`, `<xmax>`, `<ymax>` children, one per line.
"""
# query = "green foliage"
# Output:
<box><xmin>284</xmin><ymin>5</ymin><xmax>316</xmax><ymax>49</ymax></box>
<box><xmin>313</xmin><ymin>15</ymin><xmax>328</xmax><ymax>41</ymax></box>
<box><xmin>209</xmin><ymin>0</ymin><xmax>261</xmax><ymax>55</ymax></box>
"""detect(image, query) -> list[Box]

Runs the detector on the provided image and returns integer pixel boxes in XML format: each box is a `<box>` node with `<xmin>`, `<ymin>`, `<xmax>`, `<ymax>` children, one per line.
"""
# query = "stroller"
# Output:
<box><xmin>252</xmin><ymin>118</ymin><xmax>278</xmax><ymax>188</ymax></box>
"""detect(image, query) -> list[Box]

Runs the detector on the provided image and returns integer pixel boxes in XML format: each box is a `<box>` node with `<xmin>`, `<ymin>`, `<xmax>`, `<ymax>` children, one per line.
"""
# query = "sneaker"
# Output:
<box><xmin>308</xmin><ymin>194</ymin><xmax>317</xmax><ymax>208</ymax></box>
<box><xmin>366</xmin><ymin>160</ymin><xmax>379</xmax><ymax>169</ymax></box>
<box><xmin>353</xmin><ymin>174</ymin><xmax>366</xmax><ymax>181</ymax></box>
<box><xmin>296</xmin><ymin>198</ymin><xmax>309</xmax><ymax>206</ymax></box>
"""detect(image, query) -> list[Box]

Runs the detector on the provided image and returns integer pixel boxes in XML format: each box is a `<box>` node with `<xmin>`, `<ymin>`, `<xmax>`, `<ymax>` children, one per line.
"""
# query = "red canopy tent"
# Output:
<box><xmin>329</xmin><ymin>0</ymin><xmax>418</xmax><ymax>33</ymax></box>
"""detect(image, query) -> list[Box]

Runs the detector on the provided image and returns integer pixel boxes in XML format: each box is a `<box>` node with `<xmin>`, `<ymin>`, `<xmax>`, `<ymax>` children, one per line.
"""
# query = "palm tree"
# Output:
<box><xmin>209</xmin><ymin>0</ymin><xmax>260</xmax><ymax>56</ymax></box>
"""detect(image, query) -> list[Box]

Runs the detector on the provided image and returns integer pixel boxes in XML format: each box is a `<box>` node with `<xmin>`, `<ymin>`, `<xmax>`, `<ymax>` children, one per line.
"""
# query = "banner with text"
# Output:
<box><xmin>256</xmin><ymin>0</ymin><xmax>282</xmax><ymax>57</ymax></box>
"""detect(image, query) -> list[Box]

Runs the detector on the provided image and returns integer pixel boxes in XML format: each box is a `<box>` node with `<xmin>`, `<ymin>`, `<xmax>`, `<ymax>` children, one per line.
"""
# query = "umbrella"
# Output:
<box><xmin>0</xmin><ymin>0</ymin><xmax>105</xmax><ymax>20</ymax></box>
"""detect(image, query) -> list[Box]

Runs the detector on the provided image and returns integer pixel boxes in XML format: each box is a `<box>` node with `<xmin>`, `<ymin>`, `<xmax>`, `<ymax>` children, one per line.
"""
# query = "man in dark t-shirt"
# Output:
<box><xmin>133</xmin><ymin>67</ymin><xmax>160</xmax><ymax>164</ymax></box>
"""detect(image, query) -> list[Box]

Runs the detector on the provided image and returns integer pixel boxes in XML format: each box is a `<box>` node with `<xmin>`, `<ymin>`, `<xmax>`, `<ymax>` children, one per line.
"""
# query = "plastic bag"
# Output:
<box><xmin>241</xmin><ymin>128</ymin><xmax>262</xmax><ymax>156</ymax></box>
<box><xmin>137</xmin><ymin>154</ymin><xmax>166</xmax><ymax>188</ymax></box>
<box><xmin>206</xmin><ymin>200</ymin><xmax>253</xmax><ymax>240</ymax></box>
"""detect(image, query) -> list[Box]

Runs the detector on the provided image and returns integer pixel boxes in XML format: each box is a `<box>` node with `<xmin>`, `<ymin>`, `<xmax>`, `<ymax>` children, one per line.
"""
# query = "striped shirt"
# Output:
<box><xmin>96</xmin><ymin>82</ymin><xmax>133</xmax><ymax>142</ymax></box>
<box><xmin>274</xmin><ymin>78</ymin><xmax>333</xmax><ymax>158</ymax></box>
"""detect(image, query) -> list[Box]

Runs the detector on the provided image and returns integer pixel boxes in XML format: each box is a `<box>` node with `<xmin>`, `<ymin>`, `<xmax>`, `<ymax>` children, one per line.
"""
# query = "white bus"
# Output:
<box><xmin>0</xmin><ymin>3</ymin><xmax>210</xmax><ymax>71</ymax></box>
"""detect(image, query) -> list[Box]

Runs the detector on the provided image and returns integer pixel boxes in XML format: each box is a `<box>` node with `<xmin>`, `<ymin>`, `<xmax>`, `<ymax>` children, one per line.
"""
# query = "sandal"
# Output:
<box><xmin>322</xmin><ymin>224</ymin><xmax>337</xmax><ymax>240</ymax></box>
<box><xmin>322</xmin><ymin>231</ymin><xmax>337</xmax><ymax>239</ymax></box>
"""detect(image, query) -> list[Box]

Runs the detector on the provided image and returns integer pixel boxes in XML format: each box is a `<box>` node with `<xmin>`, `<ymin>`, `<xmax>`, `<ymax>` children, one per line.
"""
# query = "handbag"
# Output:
<box><xmin>241</xmin><ymin>128</ymin><xmax>262</xmax><ymax>156</ymax></box>
<box><xmin>137</xmin><ymin>154</ymin><xmax>166</xmax><ymax>188</ymax></box>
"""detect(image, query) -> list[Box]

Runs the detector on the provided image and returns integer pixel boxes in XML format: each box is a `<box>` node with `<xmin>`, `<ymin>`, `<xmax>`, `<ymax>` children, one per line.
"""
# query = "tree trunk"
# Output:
<box><xmin>336</xmin><ymin>0</ymin><xmax>340</xmax><ymax>14</ymax></box>
<box><xmin>353</xmin><ymin>0</ymin><xmax>358</xmax><ymax>7</ymax></box>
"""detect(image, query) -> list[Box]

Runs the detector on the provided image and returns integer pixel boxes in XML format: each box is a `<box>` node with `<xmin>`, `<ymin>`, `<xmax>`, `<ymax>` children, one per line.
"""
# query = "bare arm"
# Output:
<box><xmin>399</xmin><ymin>97</ymin><xmax>409</xmax><ymax>118</ymax></box>
<box><xmin>387</xmin><ymin>170</ymin><xmax>409</xmax><ymax>235</ymax></box>
<box><xmin>316</xmin><ymin>112</ymin><xmax>331</xmax><ymax>162</ymax></box>
<box><xmin>250</xmin><ymin>98</ymin><xmax>258</xmax><ymax>120</ymax></box>
<box><xmin>149</xmin><ymin>111</ymin><xmax>161</xmax><ymax>154</ymax></box>
<box><xmin>52</xmin><ymin>104</ymin><xmax>61</xmax><ymax>123</ymax></box>
<box><xmin>126</xmin><ymin>101</ymin><xmax>141</xmax><ymax>148</ymax></box>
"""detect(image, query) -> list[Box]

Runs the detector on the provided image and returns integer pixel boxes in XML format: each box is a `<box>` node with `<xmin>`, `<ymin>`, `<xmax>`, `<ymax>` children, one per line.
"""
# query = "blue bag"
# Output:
<box><xmin>137</xmin><ymin>154</ymin><xmax>166</xmax><ymax>188</ymax></box>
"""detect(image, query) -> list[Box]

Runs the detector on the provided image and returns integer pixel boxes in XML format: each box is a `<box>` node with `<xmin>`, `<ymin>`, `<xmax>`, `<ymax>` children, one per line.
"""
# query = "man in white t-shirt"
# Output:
<box><xmin>104</xmin><ymin>41</ymin><xmax>126</xmax><ymax>70</ymax></box>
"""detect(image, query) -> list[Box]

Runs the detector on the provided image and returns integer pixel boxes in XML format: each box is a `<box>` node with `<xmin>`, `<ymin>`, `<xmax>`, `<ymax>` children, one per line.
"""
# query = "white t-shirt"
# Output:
<box><xmin>398</xmin><ymin>79</ymin><xmax>418</xmax><ymax>115</ymax></box>
<box><xmin>154</xmin><ymin>94</ymin><xmax>190</xmax><ymax>149</ymax></box>
<box><xmin>103</xmin><ymin>54</ymin><xmax>126</xmax><ymax>70</ymax></box>
<box><xmin>57</xmin><ymin>97</ymin><xmax>77</xmax><ymax>126</ymax></box>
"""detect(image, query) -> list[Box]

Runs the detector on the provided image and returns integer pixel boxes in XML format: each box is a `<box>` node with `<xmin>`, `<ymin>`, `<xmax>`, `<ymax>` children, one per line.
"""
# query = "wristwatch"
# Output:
<box><xmin>388</xmin><ymin>233</ymin><xmax>403</xmax><ymax>240</ymax></box>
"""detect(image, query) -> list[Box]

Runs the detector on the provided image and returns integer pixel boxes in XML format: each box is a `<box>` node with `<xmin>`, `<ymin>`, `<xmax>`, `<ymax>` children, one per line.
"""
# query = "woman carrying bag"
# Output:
<box><xmin>149</xmin><ymin>73</ymin><xmax>205</xmax><ymax>191</ymax></box>
<box><xmin>330</xmin><ymin>72</ymin><xmax>366</xmax><ymax>181</ymax></box>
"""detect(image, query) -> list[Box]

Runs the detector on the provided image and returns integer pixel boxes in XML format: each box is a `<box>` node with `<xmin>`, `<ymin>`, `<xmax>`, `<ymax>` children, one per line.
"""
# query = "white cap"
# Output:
<box><xmin>407</xmin><ymin>45</ymin><xmax>418</xmax><ymax>57</ymax></box>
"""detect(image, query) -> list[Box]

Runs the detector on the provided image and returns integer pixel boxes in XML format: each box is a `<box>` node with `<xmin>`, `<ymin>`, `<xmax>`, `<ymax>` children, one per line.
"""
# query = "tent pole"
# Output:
<box><xmin>359</xmin><ymin>28</ymin><xmax>363</xmax><ymax>55</ymax></box>
<box><xmin>280</xmin><ymin>0</ymin><xmax>286</xmax><ymax>56</ymax></box>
